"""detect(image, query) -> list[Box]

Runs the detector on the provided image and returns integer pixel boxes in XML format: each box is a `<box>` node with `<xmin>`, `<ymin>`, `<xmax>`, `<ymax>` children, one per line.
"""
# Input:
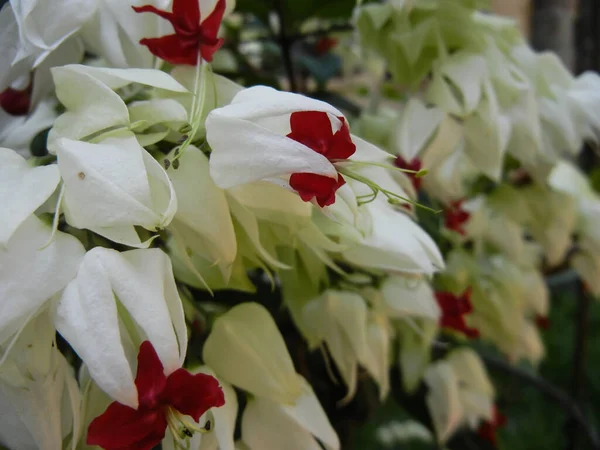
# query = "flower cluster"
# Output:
<box><xmin>0</xmin><ymin>0</ymin><xmax>599</xmax><ymax>448</ymax></box>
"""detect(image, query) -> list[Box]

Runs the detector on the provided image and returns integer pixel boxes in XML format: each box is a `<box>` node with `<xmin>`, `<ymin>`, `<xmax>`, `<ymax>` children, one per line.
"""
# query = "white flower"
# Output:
<box><xmin>55</xmin><ymin>247</ymin><xmax>187</xmax><ymax>408</ymax></box>
<box><xmin>207</xmin><ymin>86</ymin><xmax>342</xmax><ymax>190</ymax></box>
<box><xmin>0</xmin><ymin>215</ymin><xmax>84</xmax><ymax>347</ymax></box>
<box><xmin>55</xmin><ymin>131</ymin><xmax>177</xmax><ymax>247</ymax></box>
<box><xmin>0</xmin><ymin>147</ymin><xmax>60</xmax><ymax>246</ymax></box>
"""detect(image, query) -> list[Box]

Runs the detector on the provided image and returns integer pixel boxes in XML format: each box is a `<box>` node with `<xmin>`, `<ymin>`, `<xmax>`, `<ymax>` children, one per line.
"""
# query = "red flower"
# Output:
<box><xmin>133</xmin><ymin>0</ymin><xmax>226</xmax><ymax>65</ymax></box>
<box><xmin>477</xmin><ymin>406</ymin><xmax>507</xmax><ymax>446</ymax></box>
<box><xmin>435</xmin><ymin>288</ymin><xmax>480</xmax><ymax>339</ymax></box>
<box><xmin>287</xmin><ymin>111</ymin><xmax>356</xmax><ymax>207</ymax></box>
<box><xmin>394</xmin><ymin>155</ymin><xmax>423</xmax><ymax>191</ymax></box>
<box><xmin>315</xmin><ymin>37</ymin><xmax>338</xmax><ymax>55</ymax></box>
<box><xmin>0</xmin><ymin>82</ymin><xmax>33</xmax><ymax>116</ymax></box>
<box><xmin>444</xmin><ymin>199</ymin><xmax>471</xmax><ymax>235</ymax></box>
<box><xmin>87</xmin><ymin>341</ymin><xmax>225</xmax><ymax>450</ymax></box>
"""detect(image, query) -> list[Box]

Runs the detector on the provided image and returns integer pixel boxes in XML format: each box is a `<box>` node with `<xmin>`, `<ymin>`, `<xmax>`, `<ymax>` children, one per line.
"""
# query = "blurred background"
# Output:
<box><xmin>350</xmin><ymin>1</ymin><xmax>600</xmax><ymax>449</ymax></box>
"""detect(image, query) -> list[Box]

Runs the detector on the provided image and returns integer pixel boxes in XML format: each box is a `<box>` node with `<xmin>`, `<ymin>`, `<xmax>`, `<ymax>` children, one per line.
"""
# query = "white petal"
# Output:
<box><xmin>0</xmin><ymin>215</ymin><xmax>84</xmax><ymax>346</ymax></box>
<box><xmin>0</xmin><ymin>148</ymin><xmax>60</xmax><ymax>246</ymax></box>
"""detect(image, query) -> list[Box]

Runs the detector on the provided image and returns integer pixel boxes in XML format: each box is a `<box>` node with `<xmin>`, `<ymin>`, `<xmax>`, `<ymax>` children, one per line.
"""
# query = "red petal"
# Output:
<box><xmin>200</xmin><ymin>37</ymin><xmax>225</xmax><ymax>63</ymax></box>
<box><xmin>327</xmin><ymin>119</ymin><xmax>356</xmax><ymax>160</ymax></box>
<box><xmin>86</xmin><ymin>401</ymin><xmax>167</xmax><ymax>450</ymax></box>
<box><xmin>139</xmin><ymin>35</ymin><xmax>198</xmax><ymax>65</ymax></box>
<box><xmin>164</xmin><ymin>370</ymin><xmax>225</xmax><ymax>422</ymax></box>
<box><xmin>135</xmin><ymin>341</ymin><xmax>167</xmax><ymax>410</ymax></box>
<box><xmin>289</xmin><ymin>111</ymin><xmax>333</xmax><ymax>144</ymax></box>
<box><xmin>435</xmin><ymin>292</ymin><xmax>462</xmax><ymax>315</ymax></box>
<box><xmin>289</xmin><ymin>172</ymin><xmax>345</xmax><ymax>207</ymax></box>
<box><xmin>132</xmin><ymin>5</ymin><xmax>176</xmax><ymax>24</ymax></box>
<box><xmin>172</xmin><ymin>0</ymin><xmax>200</xmax><ymax>30</ymax></box>
<box><xmin>200</xmin><ymin>0</ymin><xmax>226</xmax><ymax>43</ymax></box>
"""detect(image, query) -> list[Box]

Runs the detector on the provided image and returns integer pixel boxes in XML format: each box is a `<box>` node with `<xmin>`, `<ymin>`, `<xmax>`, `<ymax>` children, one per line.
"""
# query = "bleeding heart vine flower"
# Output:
<box><xmin>444</xmin><ymin>199</ymin><xmax>471</xmax><ymax>236</ymax></box>
<box><xmin>435</xmin><ymin>289</ymin><xmax>480</xmax><ymax>339</ymax></box>
<box><xmin>207</xmin><ymin>86</ymin><xmax>423</xmax><ymax>210</ymax></box>
<box><xmin>477</xmin><ymin>406</ymin><xmax>506</xmax><ymax>445</ymax></box>
<box><xmin>133</xmin><ymin>0</ymin><xmax>226</xmax><ymax>65</ymax></box>
<box><xmin>287</xmin><ymin>111</ymin><xmax>356</xmax><ymax>207</ymax></box>
<box><xmin>87</xmin><ymin>341</ymin><xmax>225</xmax><ymax>450</ymax></box>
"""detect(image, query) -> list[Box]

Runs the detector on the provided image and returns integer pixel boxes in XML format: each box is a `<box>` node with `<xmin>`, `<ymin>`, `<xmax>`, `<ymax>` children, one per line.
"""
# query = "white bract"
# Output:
<box><xmin>203</xmin><ymin>302</ymin><xmax>304</xmax><ymax>405</ymax></box>
<box><xmin>241</xmin><ymin>377</ymin><xmax>339</xmax><ymax>450</ymax></box>
<box><xmin>0</xmin><ymin>215</ymin><xmax>84</xmax><ymax>347</ymax></box>
<box><xmin>55</xmin><ymin>131</ymin><xmax>177</xmax><ymax>247</ymax></box>
<box><xmin>55</xmin><ymin>247</ymin><xmax>187</xmax><ymax>408</ymax></box>
<box><xmin>0</xmin><ymin>312</ymin><xmax>81</xmax><ymax>450</ymax></box>
<box><xmin>341</xmin><ymin>197</ymin><xmax>444</xmax><ymax>275</ymax></box>
<box><xmin>167</xmin><ymin>146</ymin><xmax>237</xmax><ymax>280</ymax></box>
<box><xmin>48</xmin><ymin>64</ymin><xmax>189</xmax><ymax>150</ymax></box>
<box><xmin>301</xmin><ymin>290</ymin><xmax>376</xmax><ymax>399</ymax></box>
<box><xmin>0</xmin><ymin>147</ymin><xmax>60</xmax><ymax>246</ymax></box>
